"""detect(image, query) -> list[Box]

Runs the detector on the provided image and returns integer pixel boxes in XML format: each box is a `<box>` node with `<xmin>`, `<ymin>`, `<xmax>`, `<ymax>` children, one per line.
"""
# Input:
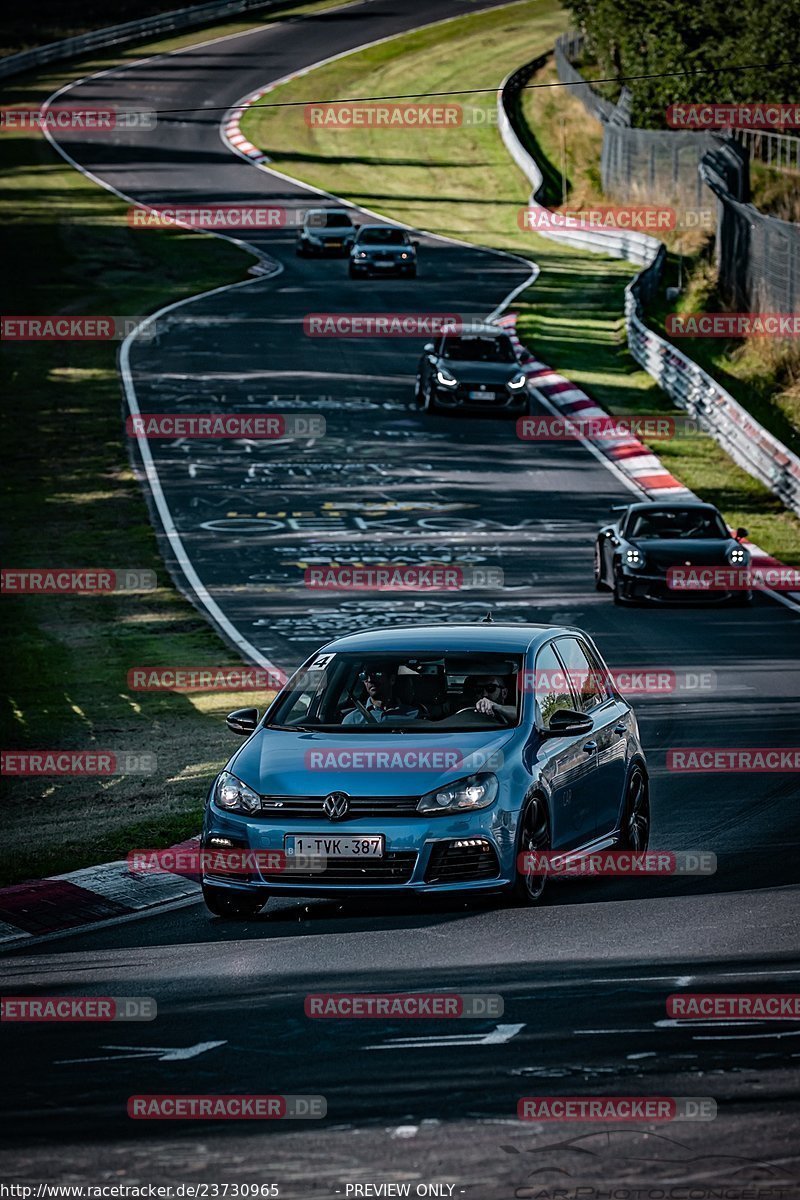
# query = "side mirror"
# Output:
<box><xmin>545</xmin><ymin>708</ymin><xmax>593</xmax><ymax>736</ymax></box>
<box><xmin>518</xmin><ymin>350</ymin><xmax>534</xmax><ymax>364</ymax></box>
<box><xmin>226</xmin><ymin>707</ymin><xmax>259</xmax><ymax>736</ymax></box>
<box><xmin>423</xmin><ymin>342</ymin><xmax>435</xmax><ymax>353</ymax></box>
<box><xmin>412</xmin><ymin>240</ymin><xmax>420</xmax><ymax>248</ymax></box>
<box><xmin>735</xmin><ymin>527</ymin><xmax>749</xmax><ymax>540</ymax></box>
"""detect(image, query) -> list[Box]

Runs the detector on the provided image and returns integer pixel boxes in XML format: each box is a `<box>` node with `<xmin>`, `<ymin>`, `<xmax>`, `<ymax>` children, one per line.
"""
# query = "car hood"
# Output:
<box><xmin>230</xmin><ymin>726</ymin><xmax>518</xmax><ymax>796</ymax></box>
<box><xmin>353</xmin><ymin>243</ymin><xmax>409</xmax><ymax>255</ymax></box>
<box><xmin>437</xmin><ymin>360</ymin><xmax>520</xmax><ymax>383</ymax></box>
<box><xmin>633</xmin><ymin>538</ymin><xmax>734</xmax><ymax>568</ymax></box>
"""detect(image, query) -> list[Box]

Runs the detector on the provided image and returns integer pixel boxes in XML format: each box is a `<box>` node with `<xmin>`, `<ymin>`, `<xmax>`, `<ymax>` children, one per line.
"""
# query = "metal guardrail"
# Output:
<box><xmin>734</xmin><ymin>129</ymin><xmax>800</xmax><ymax>173</ymax></box>
<box><xmin>0</xmin><ymin>0</ymin><xmax>279</xmax><ymax>80</ymax></box>
<box><xmin>497</xmin><ymin>58</ymin><xmax>800</xmax><ymax>518</ymax></box>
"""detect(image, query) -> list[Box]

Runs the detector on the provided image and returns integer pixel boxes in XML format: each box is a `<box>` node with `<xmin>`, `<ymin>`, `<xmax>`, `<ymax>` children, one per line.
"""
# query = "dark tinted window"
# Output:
<box><xmin>307</xmin><ymin>211</ymin><xmax>354</xmax><ymax>229</ymax></box>
<box><xmin>627</xmin><ymin>508</ymin><xmax>727</xmax><ymax>540</ymax></box>
<box><xmin>358</xmin><ymin>228</ymin><xmax>407</xmax><ymax>245</ymax></box>
<box><xmin>555</xmin><ymin>638</ymin><xmax>611</xmax><ymax>713</ymax></box>
<box><xmin>441</xmin><ymin>335</ymin><xmax>516</xmax><ymax>363</ymax></box>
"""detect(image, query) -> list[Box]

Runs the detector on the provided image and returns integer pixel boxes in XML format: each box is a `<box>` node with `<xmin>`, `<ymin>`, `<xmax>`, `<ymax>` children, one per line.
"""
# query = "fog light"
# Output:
<box><xmin>452</xmin><ymin>838</ymin><xmax>491</xmax><ymax>850</ymax></box>
<box><xmin>208</xmin><ymin>836</ymin><xmax>234</xmax><ymax>848</ymax></box>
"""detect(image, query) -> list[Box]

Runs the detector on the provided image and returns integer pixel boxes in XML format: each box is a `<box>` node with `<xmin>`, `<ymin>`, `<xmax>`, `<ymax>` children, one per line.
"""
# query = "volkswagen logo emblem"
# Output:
<box><xmin>323</xmin><ymin>791</ymin><xmax>350</xmax><ymax>821</ymax></box>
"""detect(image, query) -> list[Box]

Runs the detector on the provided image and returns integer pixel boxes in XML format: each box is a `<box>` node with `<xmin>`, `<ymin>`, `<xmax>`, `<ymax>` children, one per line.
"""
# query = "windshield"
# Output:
<box><xmin>357</xmin><ymin>228</ymin><xmax>407</xmax><ymax>245</ymax></box>
<box><xmin>441</xmin><ymin>335</ymin><xmax>516</xmax><ymax>363</ymax></box>
<box><xmin>627</xmin><ymin>508</ymin><xmax>728</xmax><ymax>540</ymax></box>
<box><xmin>268</xmin><ymin>652</ymin><xmax>523</xmax><ymax>732</ymax></box>
<box><xmin>306</xmin><ymin>211</ymin><xmax>354</xmax><ymax>229</ymax></box>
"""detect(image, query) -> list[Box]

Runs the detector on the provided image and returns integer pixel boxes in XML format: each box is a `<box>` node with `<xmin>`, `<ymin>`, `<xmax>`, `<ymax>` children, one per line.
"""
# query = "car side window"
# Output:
<box><xmin>533</xmin><ymin>643</ymin><xmax>576</xmax><ymax>728</ymax></box>
<box><xmin>555</xmin><ymin>637</ymin><xmax>610</xmax><ymax>713</ymax></box>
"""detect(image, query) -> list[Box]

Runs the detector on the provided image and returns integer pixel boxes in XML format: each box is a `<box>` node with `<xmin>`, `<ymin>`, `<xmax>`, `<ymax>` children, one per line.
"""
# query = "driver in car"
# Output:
<box><xmin>465</xmin><ymin>675</ymin><xmax>517</xmax><ymax>723</ymax></box>
<box><xmin>343</xmin><ymin>666</ymin><xmax>419</xmax><ymax>724</ymax></box>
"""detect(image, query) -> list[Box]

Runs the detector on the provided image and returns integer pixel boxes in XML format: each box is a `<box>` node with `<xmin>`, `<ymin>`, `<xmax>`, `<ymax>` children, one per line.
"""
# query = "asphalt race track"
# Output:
<box><xmin>2</xmin><ymin>0</ymin><xmax>800</xmax><ymax>1192</ymax></box>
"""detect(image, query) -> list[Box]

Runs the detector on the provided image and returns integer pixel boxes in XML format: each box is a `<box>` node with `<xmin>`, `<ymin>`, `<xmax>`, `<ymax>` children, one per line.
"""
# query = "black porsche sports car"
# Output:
<box><xmin>414</xmin><ymin>324</ymin><xmax>532</xmax><ymax>414</ymax></box>
<box><xmin>594</xmin><ymin>500</ymin><xmax>752</xmax><ymax>605</ymax></box>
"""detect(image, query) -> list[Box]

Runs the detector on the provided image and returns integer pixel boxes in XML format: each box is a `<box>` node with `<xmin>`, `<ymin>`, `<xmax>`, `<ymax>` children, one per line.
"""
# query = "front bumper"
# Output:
<box><xmin>431</xmin><ymin>382</ymin><xmax>527</xmax><ymax>413</ymax></box>
<box><xmin>618</xmin><ymin>570</ymin><xmax>750</xmax><ymax>604</ymax></box>
<box><xmin>350</xmin><ymin>257</ymin><xmax>415</xmax><ymax>274</ymax></box>
<box><xmin>202</xmin><ymin>802</ymin><xmax>516</xmax><ymax>896</ymax></box>
<box><xmin>300</xmin><ymin>237</ymin><xmax>353</xmax><ymax>255</ymax></box>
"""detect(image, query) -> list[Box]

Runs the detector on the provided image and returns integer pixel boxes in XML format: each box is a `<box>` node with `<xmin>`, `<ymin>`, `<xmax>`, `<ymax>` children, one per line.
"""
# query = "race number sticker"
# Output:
<box><xmin>308</xmin><ymin>653</ymin><xmax>335</xmax><ymax>671</ymax></box>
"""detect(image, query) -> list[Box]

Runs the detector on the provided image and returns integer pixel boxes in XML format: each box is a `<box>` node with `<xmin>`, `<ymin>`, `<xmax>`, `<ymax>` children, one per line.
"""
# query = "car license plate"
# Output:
<box><xmin>375</xmin><ymin>259</ymin><xmax>394</xmax><ymax>267</ymax></box>
<box><xmin>285</xmin><ymin>834</ymin><xmax>384</xmax><ymax>858</ymax></box>
<box><xmin>327</xmin><ymin>240</ymin><xmax>342</xmax><ymax>247</ymax></box>
<box><xmin>469</xmin><ymin>390</ymin><xmax>495</xmax><ymax>400</ymax></box>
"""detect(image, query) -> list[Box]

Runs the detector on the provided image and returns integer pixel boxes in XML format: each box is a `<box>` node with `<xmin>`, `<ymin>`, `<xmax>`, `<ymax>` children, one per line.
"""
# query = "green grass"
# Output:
<box><xmin>0</xmin><ymin>0</ymin><xmax>345</xmax><ymax>886</ymax></box>
<box><xmin>239</xmin><ymin>8</ymin><xmax>800</xmax><ymax>565</ymax></box>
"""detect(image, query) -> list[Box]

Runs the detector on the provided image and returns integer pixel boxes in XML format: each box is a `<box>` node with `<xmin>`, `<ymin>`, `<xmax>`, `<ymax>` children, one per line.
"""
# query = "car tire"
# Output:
<box><xmin>407</xmin><ymin>265</ymin><xmax>417</xmax><ymax>278</ymax></box>
<box><xmin>413</xmin><ymin>376</ymin><xmax>424</xmax><ymax>407</ymax></box>
<box><xmin>509</xmin><ymin>795</ymin><xmax>551</xmax><ymax>906</ymax></box>
<box><xmin>618</xmin><ymin>764</ymin><xmax>650</xmax><ymax>852</ymax></box>
<box><xmin>348</xmin><ymin>265</ymin><xmax>357</xmax><ymax>278</ymax></box>
<box><xmin>202</xmin><ymin>883</ymin><xmax>267</xmax><ymax>919</ymax></box>
<box><xmin>594</xmin><ymin>542</ymin><xmax>609</xmax><ymax>591</ymax></box>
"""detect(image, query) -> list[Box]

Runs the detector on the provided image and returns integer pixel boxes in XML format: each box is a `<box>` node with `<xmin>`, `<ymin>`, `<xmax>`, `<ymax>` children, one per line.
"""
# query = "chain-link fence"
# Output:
<box><xmin>701</xmin><ymin>140</ymin><xmax>800</xmax><ymax>312</ymax></box>
<box><xmin>557</xmin><ymin>32</ymin><xmax>800</xmax><ymax>316</ymax></box>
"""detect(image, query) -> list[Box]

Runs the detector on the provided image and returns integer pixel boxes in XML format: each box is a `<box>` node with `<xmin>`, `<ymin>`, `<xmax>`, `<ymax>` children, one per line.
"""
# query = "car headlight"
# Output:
<box><xmin>400</xmin><ymin>252</ymin><xmax>409</xmax><ymax>259</ymax></box>
<box><xmin>356</xmin><ymin>251</ymin><xmax>368</xmax><ymax>258</ymax></box>
<box><xmin>507</xmin><ymin>371</ymin><xmax>527</xmax><ymax>391</ymax></box>
<box><xmin>436</xmin><ymin>367</ymin><xmax>458</xmax><ymax>388</ymax></box>
<box><xmin>417</xmin><ymin>772</ymin><xmax>499</xmax><ymax>815</ymax></box>
<box><xmin>625</xmin><ymin>547</ymin><xmax>645</xmax><ymax>568</ymax></box>
<box><xmin>214</xmin><ymin>771</ymin><xmax>261</xmax><ymax>814</ymax></box>
<box><xmin>728</xmin><ymin>544</ymin><xmax>749</xmax><ymax>565</ymax></box>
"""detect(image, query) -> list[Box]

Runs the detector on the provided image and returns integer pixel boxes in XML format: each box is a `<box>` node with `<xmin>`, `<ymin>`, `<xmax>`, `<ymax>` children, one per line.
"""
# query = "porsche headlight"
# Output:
<box><xmin>436</xmin><ymin>367</ymin><xmax>458</xmax><ymax>388</ymax></box>
<box><xmin>214</xmin><ymin>771</ymin><xmax>261</xmax><ymax>814</ymax></box>
<box><xmin>508</xmin><ymin>371</ymin><xmax>527</xmax><ymax>391</ymax></box>
<box><xmin>625</xmin><ymin>547</ymin><xmax>645</xmax><ymax>569</ymax></box>
<box><xmin>728</xmin><ymin>544</ymin><xmax>748</xmax><ymax>565</ymax></box>
<box><xmin>417</xmin><ymin>772</ymin><xmax>499</xmax><ymax>815</ymax></box>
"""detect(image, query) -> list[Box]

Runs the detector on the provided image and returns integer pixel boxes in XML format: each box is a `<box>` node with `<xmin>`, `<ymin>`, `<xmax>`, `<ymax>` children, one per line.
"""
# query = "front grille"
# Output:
<box><xmin>262</xmin><ymin>851</ymin><xmax>417</xmax><ymax>884</ymax></box>
<box><xmin>425</xmin><ymin>839</ymin><xmax>500</xmax><ymax>884</ymax></box>
<box><xmin>257</xmin><ymin>795</ymin><xmax>420</xmax><ymax>820</ymax></box>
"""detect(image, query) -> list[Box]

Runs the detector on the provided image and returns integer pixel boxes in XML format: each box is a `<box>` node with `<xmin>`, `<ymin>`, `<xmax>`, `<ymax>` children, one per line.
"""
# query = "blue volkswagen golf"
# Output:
<box><xmin>201</xmin><ymin>624</ymin><xmax>650</xmax><ymax>917</ymax></box>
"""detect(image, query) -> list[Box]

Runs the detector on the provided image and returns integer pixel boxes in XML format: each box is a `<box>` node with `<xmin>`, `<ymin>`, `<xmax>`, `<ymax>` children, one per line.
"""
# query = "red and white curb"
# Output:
<box><xmin>496</xmin><ymin>313</ymin><xmax>693</xmax><ymax>500</ymax></box>
<box><xmin>0</xmin><ymin>838</ymin><xmax>201</xmax><ymax>948</ymax></box>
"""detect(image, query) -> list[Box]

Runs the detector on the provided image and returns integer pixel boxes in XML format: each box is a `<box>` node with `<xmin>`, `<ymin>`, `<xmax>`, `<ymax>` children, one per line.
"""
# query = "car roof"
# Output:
<box><xmin>356</xmin><ymin>223</ymin><xmax>406</xmax><ymax>232</ymax></box>
<box><xmin>305</xmin><ymin>207</ymin><xmax>350</xmax><ymax>216</ymax></box>
<box><xmin>318</xmin><ymin>623</ymin><xmax>586</xmax><ymax>655</ymax></box>
<box><xmin>441</xmin><ymin>325</ymin><xmax>509</xmax><ymax>338</ymax></box>
<box><xmin>621</xmin><ymin>500</ymin><xmax>721</xmax><ymax>516</ymax></box>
